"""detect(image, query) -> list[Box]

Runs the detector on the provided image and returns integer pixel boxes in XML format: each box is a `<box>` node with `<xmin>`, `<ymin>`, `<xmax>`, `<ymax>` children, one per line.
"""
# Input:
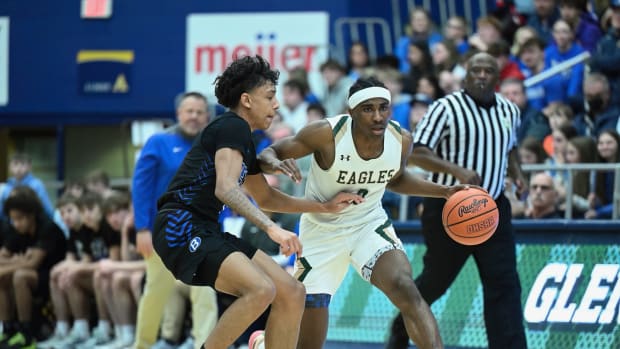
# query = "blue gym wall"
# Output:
<box><xmin>0</xmin><ymin>0</ymin><xmax>493</xmax><ymax>126</ymax></box>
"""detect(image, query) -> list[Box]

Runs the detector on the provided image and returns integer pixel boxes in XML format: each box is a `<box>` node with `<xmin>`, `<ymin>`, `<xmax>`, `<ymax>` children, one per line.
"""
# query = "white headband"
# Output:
<box><xmin>347</xmin><ymin>87</ymin><xmax>391</xmax><ymax>109</ymax></box>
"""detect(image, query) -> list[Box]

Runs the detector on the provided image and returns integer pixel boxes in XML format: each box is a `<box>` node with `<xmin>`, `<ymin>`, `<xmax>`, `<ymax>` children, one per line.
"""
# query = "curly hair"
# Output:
<box><xmin>3</xmin><ymin>185</ymin><xmax>44</xmax><ymax>218</ymax></box>
<box><xmin>214</xmin><ymin>55</ymin><xmax>280</xmax><ymax>109</ymax></box>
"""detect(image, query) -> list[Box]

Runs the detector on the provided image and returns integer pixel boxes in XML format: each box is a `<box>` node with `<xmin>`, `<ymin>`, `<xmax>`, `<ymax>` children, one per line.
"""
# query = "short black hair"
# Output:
<box><xmin>3</xmin><ymin>185</ymin><xmax>43</xmax><ymax>217</ymax></box>
<box><xmin>348</xmin><ymin>76</ymin><xmax>387</xmax><ymax>98</ymax></box>
<box><xmin>214</xmin><ymin>55</ymin><xmax>280</xmax><ymax>109</ymax></box>
<box><xmin>307</xmin><ymin>103</ymin><xmax>326</xmax><ymax>117</ymax></box>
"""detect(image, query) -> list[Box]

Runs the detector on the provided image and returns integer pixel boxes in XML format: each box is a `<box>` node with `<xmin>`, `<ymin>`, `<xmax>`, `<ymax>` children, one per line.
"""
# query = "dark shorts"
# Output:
<box><xmin>153</xmin><ymin>207</ymin><xmax>257</xmax><ymax>287</ymax></box>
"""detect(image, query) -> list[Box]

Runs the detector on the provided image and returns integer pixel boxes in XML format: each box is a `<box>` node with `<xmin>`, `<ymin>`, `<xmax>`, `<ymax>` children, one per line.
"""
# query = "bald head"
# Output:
<box><xmin>467</xmin><ymin>52</ymin><xmax>498</xmax><ymax>70</ymax></box>
<box><xmin>463</xmin><ymin>52</ymin><xmax>499</xmax><ymax>104</ymax></box>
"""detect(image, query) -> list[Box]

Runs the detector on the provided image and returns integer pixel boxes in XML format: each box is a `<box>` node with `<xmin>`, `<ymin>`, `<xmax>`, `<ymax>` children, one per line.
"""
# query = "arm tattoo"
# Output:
<box><xmin>221</xmin><ymin>186</ymin><xmax>274</xmax><ymax>232</ymax></box>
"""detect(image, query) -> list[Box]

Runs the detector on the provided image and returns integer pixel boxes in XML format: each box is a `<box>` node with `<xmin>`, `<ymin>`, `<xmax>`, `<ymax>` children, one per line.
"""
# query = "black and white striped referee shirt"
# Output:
<box><xmin>412</xmin><ymin>90</ymin><xmax>521</xmax><ymax>199</ymax></box>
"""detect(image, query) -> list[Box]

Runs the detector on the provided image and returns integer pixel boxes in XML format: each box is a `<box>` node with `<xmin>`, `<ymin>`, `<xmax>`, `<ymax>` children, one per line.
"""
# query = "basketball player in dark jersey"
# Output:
<box><xmin>153</xmin><ymin>55</ymin><xmax>362</xmax><ymax>349</ymax></box>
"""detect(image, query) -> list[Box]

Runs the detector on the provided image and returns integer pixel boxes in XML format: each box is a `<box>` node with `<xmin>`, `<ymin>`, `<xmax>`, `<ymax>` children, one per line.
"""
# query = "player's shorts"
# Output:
<box><xmin>293</xmin><ymin>216</ymin><xmax>404</xmax><ymax>296</ymax></box>
<box><xmin>153</xmin><ymin>207</ymin><xmax>257</xmax><ymax>287</ymax></box>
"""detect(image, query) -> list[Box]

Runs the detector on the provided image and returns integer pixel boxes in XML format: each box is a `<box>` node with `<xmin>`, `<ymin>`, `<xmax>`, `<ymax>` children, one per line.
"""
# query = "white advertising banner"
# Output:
<box><xmin>0</xmin><ymin>17</ymin><xmax>8</xmax><ymax>106</ymax></box>
<box><xmin>186</xmin><ymin>12</ymin><xmax>329</xmax><ymax>101</ymax></box>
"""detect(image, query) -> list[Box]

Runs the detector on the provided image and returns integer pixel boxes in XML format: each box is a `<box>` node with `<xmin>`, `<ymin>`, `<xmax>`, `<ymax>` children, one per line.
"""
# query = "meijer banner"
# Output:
<box><xmin>186</xmin><ymin>12</ymin><xmax>329</xmax><ymax>100</ymax></box>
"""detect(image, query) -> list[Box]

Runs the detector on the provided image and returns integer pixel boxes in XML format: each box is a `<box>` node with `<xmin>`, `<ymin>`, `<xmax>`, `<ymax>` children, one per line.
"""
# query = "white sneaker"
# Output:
<box><xmin>248</xmin><ymin>330</ymin><xmax>264</xmax><ymax>349</ymax></box>
<box><xmin>75</xmin><ymin>327</ymin><xmax>112</xmax><ymax>349</ymax></box>
<box><xmin>37</xmin><ymin>332</ymin><xmax>66</xmax><ymax>349</ymax></box>
<box><xmin>150</xmin><ymin>339</ymin><xmax>177</xmax><ymax>349</ymax></box>
<box><xmin>177</xmin><ymin>337</ymin><xmax>194</xmax><ymax>349</ymax></box>
<box><xmin>49</xmin><ymin>331</ymin><xmax>89</xmax><ymax>349</ymax></box>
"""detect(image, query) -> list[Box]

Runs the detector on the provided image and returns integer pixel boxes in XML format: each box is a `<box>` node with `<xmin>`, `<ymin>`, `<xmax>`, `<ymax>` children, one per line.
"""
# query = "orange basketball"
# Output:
<box><xmin>442</xmin><ymin>188</ymin><xmax>499</xmax><ymax>245</ymax></box>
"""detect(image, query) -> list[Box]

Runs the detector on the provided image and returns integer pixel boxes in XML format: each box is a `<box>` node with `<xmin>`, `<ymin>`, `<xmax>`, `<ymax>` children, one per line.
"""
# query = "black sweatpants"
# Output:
<box><xmin>387</xmin><ymin>193</ymin><xmax>527</xmax><ymax>349</ymax></box>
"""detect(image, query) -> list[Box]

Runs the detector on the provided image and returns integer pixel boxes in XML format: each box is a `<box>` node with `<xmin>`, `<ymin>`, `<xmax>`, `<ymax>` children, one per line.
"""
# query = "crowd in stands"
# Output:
<box><xmin>0</xmin><ymin>0</ymin><xmax>619</xmax><ymax>348</ymax></box>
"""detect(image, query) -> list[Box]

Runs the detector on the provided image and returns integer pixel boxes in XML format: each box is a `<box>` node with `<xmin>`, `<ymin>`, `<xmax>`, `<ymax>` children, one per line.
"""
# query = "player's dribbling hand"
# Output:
<box><xmin>274</xmin><ymin>158</ymin><xmax>303</xmax><ymax>184</ymax></box>
<box><xmin>323</xmin><ymin>192</ymin><xmax>365</xmax><ymax>212</ymax></box>
<box><xmin>456</xmin><ymin>168</ymin><xmax>481</xmax><ymax>185</ymax></box>
<box><xmin>267</xmin><ymin>225</ymin><xmax>303</xmax><ymax>257</ymax></box>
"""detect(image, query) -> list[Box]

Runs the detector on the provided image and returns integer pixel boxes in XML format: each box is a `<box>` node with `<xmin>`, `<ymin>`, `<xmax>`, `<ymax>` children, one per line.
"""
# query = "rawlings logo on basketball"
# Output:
<box><xmin>457</xmin><ymin>198</ymin><xmax>489</xmax><ymax>217</ymax></box>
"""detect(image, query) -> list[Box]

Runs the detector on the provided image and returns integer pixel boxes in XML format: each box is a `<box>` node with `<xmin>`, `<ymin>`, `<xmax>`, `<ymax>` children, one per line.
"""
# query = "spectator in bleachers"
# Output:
<box><xmin>562</xmin><ymin>136</ymin><xmax>599</xmax><ymax>216</ymax></box>
<box><xmin>63</xmin><ymin>178</ymin><xmax>86</xmax><ymax>200</ymax></box>
<box><xmin>53</xmin><ymin>191</ymin><xmax>121</xmax><ymax>348</ymax></box>
<box><xmin>518</xmin><ymin>37</ymin><xmax>565</xmax><ymax>111</ymax></box>
<box><xmin>0</xmin><ymin>153</ymin><xmax>54</xmax><ymax>220</ymax></box>
<box><xmin>317</xmin><ymin>59</ymin><xmax>353</xmax><ymax>117</ymax></box>
<box><xmin>279</xmin><ymin>79</ymin><xmax>310</xmax><ymax>133</ymax></box>
<box><xmin>558</xmin><ymin>0</ymin><xmax>602</xmax><ymax>53</ymax></box>
<box><xmin>414</xmin><ymin>74</ymin><xmax>444</xmax><ymax>101</ymax></box>
<box><xmin>518</xmin><ymin>136</ymin><xmax>551</xmax><ymax>179</ymax></box>
<box><xmin>306</xmin><ymin>103</ymin><xmax>326</xmax><ymax>124</ymax></box>
<box><xmin>574</xmin><ymin>73</ymin><xmax>620</xmax><ymax>137</ymax></box>
<box><xmin>430</xmin><ymin>39</ymin><xmax>460</xmax><ymax>77</ymax></box>
<box><xmin>402</xmin><ymin>40</ymin><xmax>433</xmax><ymax>95</ymax></box>
<box><xmin>0</xmin><ymin>186</ymin><xmax>66</xmax><ymax>349</ymax></box>
<box><xmin>437</xmin><ymin>69</ymin><xmax>462</xmax><ymax>94</ymax></box>
<box><xmin>346</xmin><ymin>41</ymin><xmax>371</xmax><ymax>82</ymax></box>
<box><xmin>524</xmin><ymin>172</ymin><xmax>563</xmax><ymax>218</ymax></box>
<box><xmin>408</xmin><ymin>93</ymin><xmax>433</xmax><ymax>133</ymax></box>
<box><xmin>468</xmin><ymin>15</ymin><xmax>503</xmax><ymax>52</ymax></box>
<box><xmin>500</xmin><ymin>78</ymin><xmax>550</xmax><ymax>143</ymax></box>
<box><xmin>586</xmin><ymin>129</ymin><xmax>620</xmax><ymax>218</ymax></box>
<box><xmin>375</xmin><ymin>68</ymin><xmax>411</xmax><ymax>130</ymax></box>
<box><xmin>548</xmin><ymin>122</ymin><xmax>579</xmax><ymax>193</ymax></box>
<box><xmin>542</xmin><ymin>102</ymin><xmax>574</xmax><ymax>156</ymax></box>
<box><xmin>85</xmin><ymin>169</ymin><xmax>116</xmax><ymax>200</ymax></box>
<box><xmin>589</xmin><ymin>0</ymin><xmax>620</xmax><ymax>106</ymax></box>
<box><xmin>38</xmin><ymin>194</ymin><xmax>91</xmax><ymax>349</ymax></box>
<box><xmin>489</xmin><ymin>40</ymin><xmax>526</xmax><ymax>84</ymax></box>
<box><xmin>395</xmin><ymin>7</ymin><xmax>442</xmax><ymax>72</ymax></box>
<box><xmin>527</xmin><ymin>0</ymin><xmax>561</xmax><ymax>45</ymax></box>
<box><xmin>511</xmin><ymin>25</ymin><xmax>539</xmax><ymax>61</ymax></box>
<box><xmin>442</xmin><ymin>15</ymin><xmax>470</xmax><ymax>54</ymax></box>
<box><xmin>94</xmin><ymin>200</ymin><xmax>145</xmax><ymax>348</ymax></box>
<box><xmin>545</xmin><ymin>18</ymin><xmax>586</xmax><ymax>102</ymax></box>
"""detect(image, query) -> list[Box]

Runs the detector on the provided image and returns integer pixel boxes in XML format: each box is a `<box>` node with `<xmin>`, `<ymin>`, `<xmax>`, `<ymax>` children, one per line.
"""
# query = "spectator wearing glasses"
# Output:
<box><xmin>525</xmin><ymin>172</ymin><xmax>562</xmax><ymax>219</ymax></box>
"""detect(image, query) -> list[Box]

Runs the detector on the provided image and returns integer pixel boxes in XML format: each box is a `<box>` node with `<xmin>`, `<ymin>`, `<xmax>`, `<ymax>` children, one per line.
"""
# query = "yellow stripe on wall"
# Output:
<box><xmin>77</xmin><ymin>50</ymin><xmax>134</xmax><ymax>63</ymax></box>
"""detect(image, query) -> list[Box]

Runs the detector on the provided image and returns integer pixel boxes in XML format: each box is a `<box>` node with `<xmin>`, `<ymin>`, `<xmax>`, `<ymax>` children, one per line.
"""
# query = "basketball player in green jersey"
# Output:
<box><xmin>258</xmin><ymin>77</ymin><xmax>469</xmax><ymax>349</ymax></box>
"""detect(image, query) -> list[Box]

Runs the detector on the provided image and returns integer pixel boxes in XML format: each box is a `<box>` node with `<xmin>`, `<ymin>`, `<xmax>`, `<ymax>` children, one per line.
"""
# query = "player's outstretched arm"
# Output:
<box><xmin>243</xmin><ymin>173</ymin><xmax>363</xmax><ymax>214</ymax></box>
<box><xmin>258</xmin><ymin>120</ymin><xmax>333</xmax><ymax>183</ymax></box>
<box><xmin>388</xmin><ymin>132</ymin><xmax>470</xmax><ymax>198</ymax></box>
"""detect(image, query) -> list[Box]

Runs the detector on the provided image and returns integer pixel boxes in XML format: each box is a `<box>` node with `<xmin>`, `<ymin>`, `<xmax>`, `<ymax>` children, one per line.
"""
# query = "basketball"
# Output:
<box><xmin>442</xmin><ymin>188</ymin><xmax>499</xmax><ymax>245</ymax></box>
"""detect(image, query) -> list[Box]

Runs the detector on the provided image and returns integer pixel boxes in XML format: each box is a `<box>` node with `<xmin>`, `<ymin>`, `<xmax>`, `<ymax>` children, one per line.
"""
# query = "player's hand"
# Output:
<box><xmin>455</xmin><ymin>168</ymin><xmax>481</xmax><ymax>185</ymax></box>
<box><xmin>273</xmin><ymin>158</ymin><xmax>303</xmax><ymax>184</ymax></box>
<box><xmin>266</xmin><ymin>225</ymin><xmax>302</xmax><ymax>257</ymax></box>
<box><xmin>136</xmin><ymin>230</ymin><xmax>154</xmax><ymax>258</ymax></box>
<box><xmin>444</xmin><ymin>184</ymin><xmax>480</xmax><ymax>199</ymax></box>
<box><xmin>323</xmin><ymin>192</ymin><xmax>365</xmax><ymax>212</ymax></box>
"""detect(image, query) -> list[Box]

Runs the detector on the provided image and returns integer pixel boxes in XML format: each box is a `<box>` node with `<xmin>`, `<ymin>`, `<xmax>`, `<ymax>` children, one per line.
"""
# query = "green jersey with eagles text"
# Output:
<box><xmin>302</xmin><ymin>115</ymin><xmax>402</xmax><ymax>227</ymax></box>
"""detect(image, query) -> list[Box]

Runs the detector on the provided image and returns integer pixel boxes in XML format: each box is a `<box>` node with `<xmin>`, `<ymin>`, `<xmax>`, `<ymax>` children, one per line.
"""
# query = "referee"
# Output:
<box><xmin>387</xmin><ymin>53</ymin><xmax>527</xmax><ymax>349</ymax></box>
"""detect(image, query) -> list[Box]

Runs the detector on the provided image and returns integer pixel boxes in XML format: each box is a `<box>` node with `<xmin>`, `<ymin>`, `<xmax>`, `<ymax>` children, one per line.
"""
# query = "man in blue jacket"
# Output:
<box><xmin>132</xmin><ymin>92</ymin><xmax>214</xmax><ymax>349</ymax></box>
